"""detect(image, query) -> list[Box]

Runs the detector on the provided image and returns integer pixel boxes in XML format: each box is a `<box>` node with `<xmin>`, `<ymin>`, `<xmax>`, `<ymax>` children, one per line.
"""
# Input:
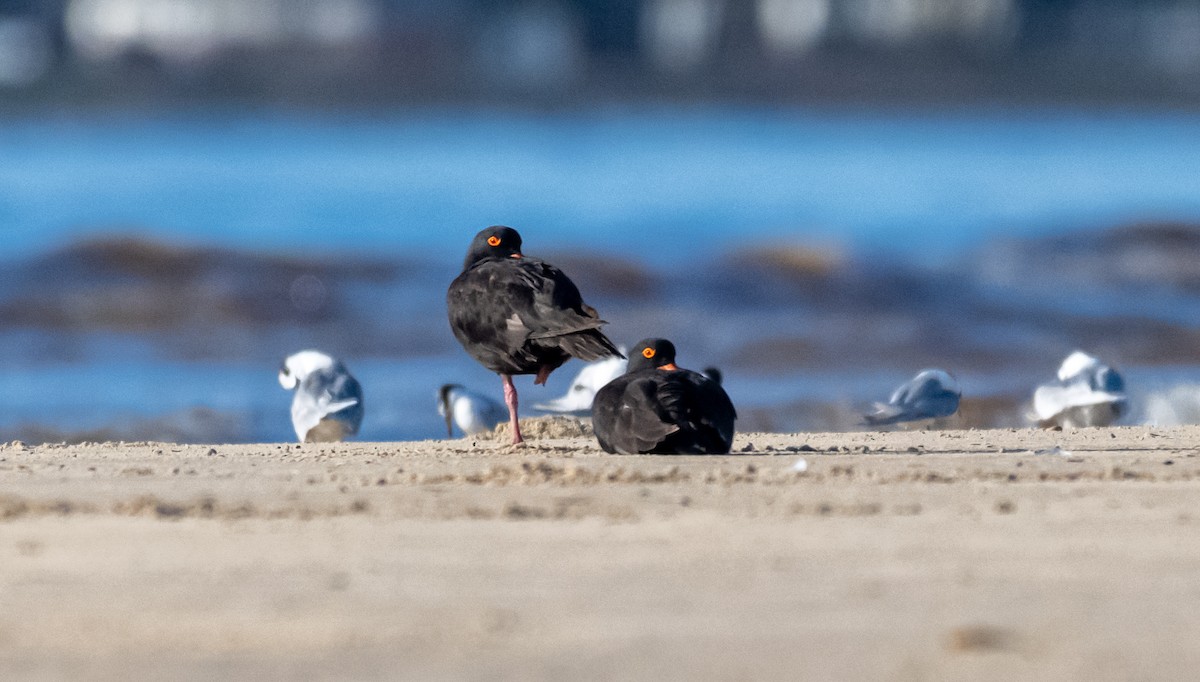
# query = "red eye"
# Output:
<box><xmin>487</xmin><ymin>235</ymin><xmax>501</xmax><ymax>246</ymax></box>
<box><xmin>642</xmin><ymin>348</ymin><xmax>655</xmax><ymax>359</ymax></box>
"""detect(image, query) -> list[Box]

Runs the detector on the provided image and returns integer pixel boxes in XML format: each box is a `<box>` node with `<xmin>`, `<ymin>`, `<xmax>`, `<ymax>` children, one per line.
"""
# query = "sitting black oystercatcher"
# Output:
<box><xmin>592</xmin><ymin>338</ymin><xmax>736</xmax><ymax>454</ymax></box>
<box><xmin>447</xmin><ymin>226</ymin><xmax>624</xmax><ymax>444</ymax></box>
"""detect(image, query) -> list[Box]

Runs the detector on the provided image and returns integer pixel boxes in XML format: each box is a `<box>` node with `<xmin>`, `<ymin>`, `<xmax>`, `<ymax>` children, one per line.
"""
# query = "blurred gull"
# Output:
<box><xmin>438</xmin><ymin>384</ymin><xmax>507</xmax><ymax>437</ymax></box>
<box><xmin>533</xmin><ymin>354</ymin><xmax>628</xmax><ymax>414</ymax></box>
<box><xmin>864</xmin><ymin>369</ymin><xmax>961</xmax><ymax>426</ymax></box>
<box><xmin>1033</xmin><ymin>351</ymin><xmax>1126</xmax><ymax>428</ymax></box>
<box><xmin>278</xmin><ymin>350</ymin><xmax>363</xmax><ymax>443</ymax></box>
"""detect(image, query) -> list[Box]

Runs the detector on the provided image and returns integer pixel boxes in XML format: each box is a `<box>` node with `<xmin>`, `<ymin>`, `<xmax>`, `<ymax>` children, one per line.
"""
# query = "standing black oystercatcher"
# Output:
<box><xmin>447</xmin><ymin>226</ymin><xmax>624</xmax><ymax>444</ymax></box>
<box><xmin>592</xmin><ymin>338</ymin><xmax>736</xmax><ymax>454</ymax></box>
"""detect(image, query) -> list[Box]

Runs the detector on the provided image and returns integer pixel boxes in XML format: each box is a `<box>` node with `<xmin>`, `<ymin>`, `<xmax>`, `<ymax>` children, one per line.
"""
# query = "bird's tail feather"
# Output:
<box><xmin>557</xmin><ymin>329</ymin><xmax>624</xmax><ymax>362</ymax></box>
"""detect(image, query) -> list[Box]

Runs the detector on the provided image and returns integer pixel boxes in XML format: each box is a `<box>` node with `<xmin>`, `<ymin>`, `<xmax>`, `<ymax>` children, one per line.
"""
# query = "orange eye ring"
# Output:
<box><xmin>487</xmin><ymin>235</ymin><xmax>501</xmax><ymax>247</ymax></box>
<box><xmin>642</xmin><ymin>348</ymin><xmax>656</xmax><ymax>359</ymax></box>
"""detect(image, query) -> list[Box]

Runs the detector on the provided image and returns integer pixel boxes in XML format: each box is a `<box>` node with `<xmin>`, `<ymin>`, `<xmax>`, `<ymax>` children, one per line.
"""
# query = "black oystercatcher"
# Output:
<box><xmin>447</xmin><ymin>226</ymin><xmax>624</xmax><ymax>444</ymax></box>
<box><xmin>592</xmin><ymin>338</ymin><xmax>736</xmax><ymax>454</ymax></box>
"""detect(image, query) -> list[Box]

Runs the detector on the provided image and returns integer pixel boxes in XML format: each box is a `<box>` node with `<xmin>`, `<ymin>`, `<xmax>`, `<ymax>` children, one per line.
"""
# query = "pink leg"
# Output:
<box><xmin>502</xmin><ymin>374</ymin><xmax>523</xmax><ymax>444</ymax></box>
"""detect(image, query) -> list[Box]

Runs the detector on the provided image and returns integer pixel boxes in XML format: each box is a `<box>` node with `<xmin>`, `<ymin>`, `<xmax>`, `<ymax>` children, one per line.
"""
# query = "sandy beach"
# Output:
<box><xmin>2</xmin><ymin>426</ymin><xmax>1199</xmax><ymax>680</ymax></box>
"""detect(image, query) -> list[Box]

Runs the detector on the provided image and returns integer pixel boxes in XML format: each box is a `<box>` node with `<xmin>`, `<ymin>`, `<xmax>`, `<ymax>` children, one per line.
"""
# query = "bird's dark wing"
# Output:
<box><xmin>448</xmin><ymin>257</ymin><xmax>621</xmax><ymax>373</ymax></box>
<box><xmin>509</xmin><ymin>258</ymin><xmax>614</xmax><ymax>337</ymax></box>
<box><xmin>594</xmin><ymin>371</ymin><xmax>736</xmax><ymax>455</ymax></box>
<box><xmin>593</xmin><ymin>375</ymin><xmax>680</xmax><ymax>454</ymax></box>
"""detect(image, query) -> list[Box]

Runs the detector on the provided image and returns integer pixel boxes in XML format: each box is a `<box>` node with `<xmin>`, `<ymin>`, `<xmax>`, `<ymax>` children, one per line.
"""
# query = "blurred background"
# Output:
<box><xmin>5</xmin><ymin>0</ymin><xmax>1200</xmax><ymax>442</ymax></box>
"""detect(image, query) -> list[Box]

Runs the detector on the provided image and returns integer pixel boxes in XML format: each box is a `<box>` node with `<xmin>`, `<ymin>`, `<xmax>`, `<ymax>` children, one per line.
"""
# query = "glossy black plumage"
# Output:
<box><xmin>447</xmin><ymin>227</ymin><xmax>622</xmax><ymax>376</ymax></box>
<box><xmin>593</xmin><ymin>338</ymin><xmax>737</xmax><ymax>455</ymax></box>
<box><xmin>446</xmin><ymin>226</ymin><xmax>623</xmax><ymax>444</ymax></box>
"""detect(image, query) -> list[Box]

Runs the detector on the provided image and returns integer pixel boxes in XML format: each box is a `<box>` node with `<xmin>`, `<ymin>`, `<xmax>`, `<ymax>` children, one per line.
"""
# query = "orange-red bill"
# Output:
<box><xmin>658</xmin><ymin>363</ymin><xmax>679</xmax><ymax>371</ymax></box>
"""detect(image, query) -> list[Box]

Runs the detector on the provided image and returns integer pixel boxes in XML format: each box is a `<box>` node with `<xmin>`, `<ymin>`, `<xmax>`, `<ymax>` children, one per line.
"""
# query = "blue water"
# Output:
<box><xmin>5</xmin><ymin>106</ymin><xmax>1200</xmax><ymax>441</ymax></box>
<box><xmin>0</xmin><ymin>355</ymin><xmax>495</xmax><ymax>442</ymax></box>
<box><xmin>5</xmin><ymin>108</ymin><xmax>1200</xmax><ymax>264</ymax></box>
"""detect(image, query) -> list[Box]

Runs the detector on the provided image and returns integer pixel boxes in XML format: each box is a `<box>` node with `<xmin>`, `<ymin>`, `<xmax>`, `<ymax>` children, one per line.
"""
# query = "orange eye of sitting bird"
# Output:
<box><xmin>487</xmin><ymin>235</ymin><xmax>501</xmax><ymax>246</ymax></box>
<box><xmin>642</xmin><ymin>348</ymin><xmax>656</xmax><ymax>359</ymax></box>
